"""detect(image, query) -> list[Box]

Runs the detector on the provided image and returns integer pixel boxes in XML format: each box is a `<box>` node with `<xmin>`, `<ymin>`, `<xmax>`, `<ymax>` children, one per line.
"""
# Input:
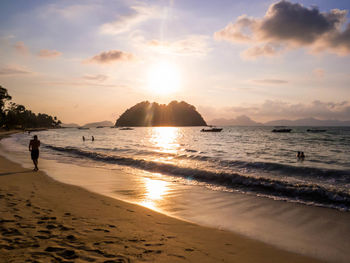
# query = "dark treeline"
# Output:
<box><xmin>0</xmin><ymin>86</ymin><xmax>61</xmax><ymax>130</ymax></box>
<box><xmin>115</xmin><ymin>101</ymin><xmax>207</xmax><ymax>127</ymax></box>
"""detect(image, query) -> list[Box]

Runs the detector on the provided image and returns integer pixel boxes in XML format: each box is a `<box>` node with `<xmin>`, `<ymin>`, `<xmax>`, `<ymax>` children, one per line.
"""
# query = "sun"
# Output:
<box><xmin>147</xmin><ymin>61</ymin><xmax>180</xmax><ymax>95</ymax></box>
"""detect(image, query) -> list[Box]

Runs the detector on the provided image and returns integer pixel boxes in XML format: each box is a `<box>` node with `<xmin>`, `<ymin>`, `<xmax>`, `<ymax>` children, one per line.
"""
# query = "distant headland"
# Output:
<box><xmin>115</xmin><ymin>101</ymin><xmax>207</xmax><ymax>127</ymax></box>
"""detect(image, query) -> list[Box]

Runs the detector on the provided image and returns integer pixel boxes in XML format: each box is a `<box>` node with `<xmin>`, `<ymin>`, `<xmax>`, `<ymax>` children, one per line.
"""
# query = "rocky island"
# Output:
<box><xmin>115</xmin><ymin>101</ymin><xmax>207</xmax><ymax>127</ymax></box>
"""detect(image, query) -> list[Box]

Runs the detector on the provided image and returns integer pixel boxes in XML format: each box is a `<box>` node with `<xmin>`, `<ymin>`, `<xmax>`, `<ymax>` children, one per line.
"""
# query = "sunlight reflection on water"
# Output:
<box><xmin>140</xmin><ymin>177</ymin><xmax>169</xmax><ymax>210</ymax></box>
<box><xmin>149</xmin><ymin>127</ymin><xmax>180</xmax><ymax>154</ymax></box>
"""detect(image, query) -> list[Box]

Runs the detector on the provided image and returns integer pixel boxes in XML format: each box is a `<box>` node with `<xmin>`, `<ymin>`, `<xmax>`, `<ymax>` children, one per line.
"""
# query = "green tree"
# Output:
<box><xmin>0</xmin><ymin>86</ymin><xmax>12</xmax><ymax>127</ymax></box>
<box><xmin>0</xmin><ymin>85</ymin><xmax>62</xmax><ymax>129</ymax></box>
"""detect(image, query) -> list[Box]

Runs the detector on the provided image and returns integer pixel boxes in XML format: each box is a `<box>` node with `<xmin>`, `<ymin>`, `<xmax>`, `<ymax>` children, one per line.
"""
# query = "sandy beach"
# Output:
<box><xmin>0</xmin><ymin>133</ymin><xmax>324</xmax><ymax>263</ymax></box>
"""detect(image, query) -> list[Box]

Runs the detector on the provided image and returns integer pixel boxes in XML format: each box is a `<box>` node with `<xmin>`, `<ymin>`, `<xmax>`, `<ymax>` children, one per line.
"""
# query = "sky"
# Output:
<box><xmin>0</xmin><ymin>0</ymin><xmax>350</xmax><ymax>124</ymax></box>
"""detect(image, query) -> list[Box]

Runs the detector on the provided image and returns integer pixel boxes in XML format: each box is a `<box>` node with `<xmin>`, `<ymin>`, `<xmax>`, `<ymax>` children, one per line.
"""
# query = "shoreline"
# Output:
<box><xmin>0</xmin><ymin>132</ymin><xmax>323</xmax><ymax>262</ymax></box>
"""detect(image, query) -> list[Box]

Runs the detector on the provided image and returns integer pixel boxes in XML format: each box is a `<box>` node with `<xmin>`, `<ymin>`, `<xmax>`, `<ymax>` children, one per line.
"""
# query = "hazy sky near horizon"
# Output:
<box><xmin>1</xmin><ymin>0</ymin><xmax>350</xmax><ymax>124</ymax></box>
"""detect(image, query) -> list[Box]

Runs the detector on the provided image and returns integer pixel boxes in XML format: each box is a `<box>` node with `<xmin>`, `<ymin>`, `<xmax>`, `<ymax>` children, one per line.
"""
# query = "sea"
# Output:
<box><xmin>1</xmin><ymin>126</ymin><xmax>350</xmax><ymax>262</ymax></box>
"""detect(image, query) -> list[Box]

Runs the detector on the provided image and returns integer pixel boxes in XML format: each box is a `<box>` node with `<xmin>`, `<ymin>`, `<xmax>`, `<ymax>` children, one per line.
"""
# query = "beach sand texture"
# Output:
<box><xmin>0</xmin><ymin>154</ymin><xmax>325</xmax><ymax>263</ymax></box>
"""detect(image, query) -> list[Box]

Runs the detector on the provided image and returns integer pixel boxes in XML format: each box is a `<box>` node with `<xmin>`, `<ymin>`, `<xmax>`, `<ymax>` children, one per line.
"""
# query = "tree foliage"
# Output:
<box><xmin>115</xmin><ymin>101</ymin><xmax>207</xmax><ymax>127</ymax></box>
<box><xmin>0</xmin><ymin>86</ymin><xmax>61</xmax><ymax>129</ymax></box>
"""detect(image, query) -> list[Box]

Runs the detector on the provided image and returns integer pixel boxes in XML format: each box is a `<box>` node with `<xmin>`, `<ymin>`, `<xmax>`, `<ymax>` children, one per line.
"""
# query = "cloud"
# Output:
<box><xmin>83</xmin><ymin>74</ymin><xmax>108</xmax><ymax>82</ymax></box>
<box><xmin>12</xmin><ymin>41</ymin><xmax>62</xmax><ymax>58</ymax></box>
<box><xmin>41</xmin><ymin>80</ymin><xmax>120</xmax><ymax>88</ymax></box>
<box><xmin>147</xmin><ymin>35</ymin><xmax>210</xmax><ymax>56</ymax></box>
<box><xmin>252</xmin><ymin>79</ymin><xmax>288</xmax><ymax>84</ymax></box>
<box><xmin>39</xmin><ymin>3</ymin><xmax>101</xmax><ymax>22</ymax></box>
<box><xmin>100</xmin><ymin>5</ymin><xmax>161</xmax><ymax>35</ymax></box>
<box><xmin>0</xmin><ymin>65</ymin><xmax>32</xmax><ymax>75</ymax></box>
<box><xmin>13</xmin><ymin>41</ymin><xmax>29</xmax><ymax>55</ymax></box>
<box><xmin>241</xmin><ymin>43</ymin><xmax>283</xmax><ymax>59</ymax></box>
<box><xmin>38</xmin><ymin>49</ymin><xmax>62</xmax><ymax>58</ymax></box>
<box><xmin>313</xmin><ymin>68</ymin><xmax>325</xmax><ymax>78</ymax></box>
<box><xmin>215</xmin><ymin>1</ymin><xmax>350</xmax><ymax>57</ymax></box>
<box><xmin>224</xmin><ymin>100</ymin><xmax>350</xmax><ymax>121</ymax></box>
<box><xmin>85</xmin><ymin>50</ymin><xmax>136</xmax><ymax>64</ymax></box>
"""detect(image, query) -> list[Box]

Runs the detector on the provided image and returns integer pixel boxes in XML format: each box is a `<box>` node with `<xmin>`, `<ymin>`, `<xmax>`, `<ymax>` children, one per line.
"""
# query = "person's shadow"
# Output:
<box><xmin>0</xmin><ymin>171</ymin><xmax>33</xmax><ymax>176</ymax></box>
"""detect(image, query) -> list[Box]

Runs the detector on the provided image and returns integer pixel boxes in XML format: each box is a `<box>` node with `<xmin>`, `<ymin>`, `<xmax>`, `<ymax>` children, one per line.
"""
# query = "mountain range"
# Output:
<box><xmin>210</xmin><ymin>116</ymin><xmax>350</xmax><ymax>126</ymax></box>
<box><xmin>62</xmin><ymin>116</ymin><xmax>350</xmax><ymax>128</ymax></box>
<box><xmin>61</xmin><ymin>121</ymin><xmax>113</xmax><ymax>128</ymax></box>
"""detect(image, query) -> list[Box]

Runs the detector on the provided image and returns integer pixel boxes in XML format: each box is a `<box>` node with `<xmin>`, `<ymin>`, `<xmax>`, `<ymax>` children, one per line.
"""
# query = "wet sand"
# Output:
<box><xmin>0</xmin><ymin>134</ymin><xmax>323</xmax><ymax>262</ymax></box>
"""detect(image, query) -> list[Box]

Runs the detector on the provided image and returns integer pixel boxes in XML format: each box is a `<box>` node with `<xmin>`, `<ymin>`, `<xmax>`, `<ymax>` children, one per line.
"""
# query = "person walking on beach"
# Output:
<box><xmin>29</xmin><ymin>135</ymin><xmax>40</xmax><ymax>171</ymax></box>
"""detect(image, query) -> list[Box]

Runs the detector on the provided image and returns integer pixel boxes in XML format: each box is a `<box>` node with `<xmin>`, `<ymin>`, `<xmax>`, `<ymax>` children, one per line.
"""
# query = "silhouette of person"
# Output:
<box><xmin>92</xmin><ymin>136</ymin><xmax>94</xmax><ymax>141</ymax></box>
<box><xmin>82</xmin><ymin>136</ymin><xmax>85</xmax><ymax>141</ymax></box>
<box><xmin>29</xmin><ymin>135</ymin><xmax>40</xmax><ymax>171</ymax></box>
<box><xmin>297</xmin><ymin>151</ymin><xmax>305</xmax><ymax>161</ymax></box>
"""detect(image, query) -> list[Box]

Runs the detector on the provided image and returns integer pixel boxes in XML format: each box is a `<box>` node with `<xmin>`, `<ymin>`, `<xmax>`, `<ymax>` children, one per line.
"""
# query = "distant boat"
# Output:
<box><xmin>201</xmin><ymin>127</ymin><xmax>223</xmax><ymax>132</ymax></box>
<box><xmin>96</xmin><ymin>126</ymin><xmax>106</xmax><ymax>128</ymax></box>
<box><xmin>78</xmin><ymin>127</ymin><xmax>89</xmax><ymax>130</ymax></box>
<box><xmin>119</xmin><ymin>127</ymin><xmax>134</xmax><ymax>130</ymax></box>
<box><xmin>307</xmin><ymin>129</ymin><xmax>326</xmax><ymax>133</ymax></box>
<box><xmin>272</xmin><ymin>128</ymin><xmax>292</xmax><ymax>133</ymax></box>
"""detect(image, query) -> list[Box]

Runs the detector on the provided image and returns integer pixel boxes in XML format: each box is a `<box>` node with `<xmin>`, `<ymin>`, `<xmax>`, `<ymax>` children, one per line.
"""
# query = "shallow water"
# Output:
<box><xmin>3</xmin><ymin>126</ymin><xmax>350</xmax><ymax>210</ymax></box>
<box><xmin>1</xmin><ymin>127</ymin><xmax>350</xmax><ymax>262</ymax></box>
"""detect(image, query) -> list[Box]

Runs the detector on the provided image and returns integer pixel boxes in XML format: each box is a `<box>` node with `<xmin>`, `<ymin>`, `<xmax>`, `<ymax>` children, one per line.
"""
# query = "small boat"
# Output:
<box><xmin>201</xmin><ymin>127</ymin><xmax>223</xmax><ymax>132</ymax></box>
<box><xmin>272</xmin><ymin>128</ymin><xmax>292</xmax><ymax>133</ymax></box>
<box><xmin>96</xmin><ymin>126</ymin><xmax>105</xmax><ymax>128</ymax></box>
<box><xmin>78</xmin><ymin>127</ymin><xmax>89</xmax><ymax>130</ymax></box>
<box><xmin>307</xmin><ymin>129</ymin><xmax>326</xmax><ymax>133</ymax></box>
<box><xmin>119</xmin><ymin>127</ymin><xmax>134</xmax><ymax>130</ymax></box>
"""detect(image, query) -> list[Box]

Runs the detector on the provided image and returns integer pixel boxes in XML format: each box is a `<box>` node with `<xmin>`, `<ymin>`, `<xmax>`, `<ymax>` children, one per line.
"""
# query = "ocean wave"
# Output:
<box><xmin>68</xmin><ymin>145</ymin><xmax>350</xmax><ymax>181</ymax></box>
<box><xmin>45</xmin><ymin>145</ymin><xmax>350</xmax><ymax>211</ymax></box>
<box><xmin>216</xmin><ymin>159</ymin><xmax>350</xmax><ymax>180</ymax></box>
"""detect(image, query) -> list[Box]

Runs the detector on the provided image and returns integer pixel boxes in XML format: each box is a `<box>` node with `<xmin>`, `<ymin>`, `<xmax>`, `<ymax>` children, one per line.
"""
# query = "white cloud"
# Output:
<box><xmin>215</xmin><ymin>1</ymin><xmax>350</xmax><ymax>58</ymax></box>
<box><xmin>226</xmin><ymin>100</ymin><xmax>350</xmax><ymax>121</ymax></box>
<box><xmin>312</xmin><ymin>68</ymin><xmax>325</xmax><ymax>78</ymax></box>
<box><xmin>0</xmin><ymin>65</ymin><xmax>32</xmax><ymax>75</ymax></box>
<box><xmin>252</xmin><ymin>79</ymin><xmax>288</xmax><ymax>85</ymax></box>
<box><xmin>85</xmin><ymin>50</ymin><xmax>136</xmax><ymax>64</ymax></box>
<box><xmin>39</xmin><ymin>3</ymin><xmax>101</xmax><ymax>22</ymax></box>
<box><xmin>83</xmin><ymin>74</ymin><xmax>108</xmax><ymax>82</ymax></box>
<box><xmin>200</xmin><ymin>100</ymin><xmax>350</xmax><ymax>121</ymax></box>
<box><xmin>38</xmin><ymin>49</ymin><xmax>62</xmax><ymax>58</ymax></box>
<box><xmin>100</xmin><ymin>5</ymin><xmax>162</xmax><ymax>35</ymax></box>
<box><xmin>147</xmin><ymin>35</ymin><xmax>210</xmax><ymax>56</ymax></box>
<box><xmin>13</xmin><ymin>41</ymin><xmax>29</xmax><ymax>55</ymax></box>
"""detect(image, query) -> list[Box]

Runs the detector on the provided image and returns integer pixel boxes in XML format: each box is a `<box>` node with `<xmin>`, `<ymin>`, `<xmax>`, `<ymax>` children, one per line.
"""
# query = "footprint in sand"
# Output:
<box><xmin>58</xmin><ymin>249</ymin><xmax>78</xmax><ymax>259</ymax></box>
<box><xmin>66</xmin><ymin>234</ymin><xmax>76</xmax><ymax>241</ymax></box>
<box><xmin>35</xmin><ymin>235</ymin><xmax>50</xmax><ymax>240</ymax></box>
<box><xmin>2</xmin><ymin>228</ymin><xmax>22</xmax><ymax>236</ymax></box>
<box><xmin>104</xmin><ymin>256</ymin><xmax>130</xmax><ymax>263</ymax></box>
<box><xmin>144</xmin><ymin>243</ymin><xmax>164</xmax><ymax>247</ymax></box>
<box><xmin>38</xmin><ymin>230</ymin><xmax>51</xmax><ymax>234</ymax></box>
<box><xmin>168</xmin><ymin>254</ymin><xmax>186</xmax><ymax>259</ymax></box>
<box><xmin>93</xmin><ymin>228</ymin><xmax>110</xmax><ymax>233</ymax></box>
<box><xmin>143</xmin><ymin>249</ymin><xmax>162</xmax><ymax>254</ymax></box>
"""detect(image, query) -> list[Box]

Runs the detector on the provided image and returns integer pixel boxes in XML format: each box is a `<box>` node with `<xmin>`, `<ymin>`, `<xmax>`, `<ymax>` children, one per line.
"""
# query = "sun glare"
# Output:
<box><xmin>140</xmin><ymin>178</ymin><xmax>169</xmax><ymax>210</ymax></box>
<box><xmin>147</xmin><ymin>61</ymin><xmax>180</xmax><ymax>95</ymax></box>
